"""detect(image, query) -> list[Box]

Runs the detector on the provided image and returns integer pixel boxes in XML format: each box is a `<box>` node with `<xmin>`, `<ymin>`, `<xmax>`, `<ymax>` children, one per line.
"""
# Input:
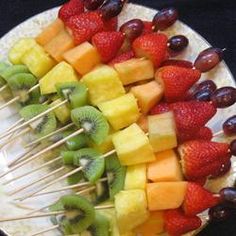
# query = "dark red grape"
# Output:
<box><xmin>100</xmin><ymin>0</ymin><xmax>125</xmax><ymax>20</ymax></box>
<box><xmin>194</xmin><ymin>80</ymin><xmax>217</xmax><ymax>93</ymax></box>
<box><xmin>220</xmin><ymin>187</ymin><xmax>236</xmax><ymax>206</ymax></box>
<box><xmin>161</xmin><ymin>59</ymin><xmax>193</xmax><ymax>68</ymax></box>
<box><xmin>193</xmin><ymin>89</ymin><xmax>213</xmax><ymax>101</ymax></box>
<box><xmin>153</xmin><ymin>8</ymin><xmax>178</xmax><ymax>31</ymax></box>
<box><xmin>230</xmin><ymin>139</ymin><xmax>236</xmax><ymax>156</ymax></box>
<box><xmin>168</xmin><ymin>35</ymin><xmax>189</xmax><ymax>52</ymax></box>
<box><xmin>84</xmin><ymin>0</ymin><xmax>104</xmax><ymax>10</ymax></box>
<box><xmin>211</xmin><ymin>161</ymin><xmax>231</xmax><ymax>178</ymax></box>
<box><xmin>120</xmin><ymin>19</ymin><xmax>144</xmax><ymax>42</ymax></box>
<box><xmin>211</xmin><ymin>87</ymin><xmax>236</xmax><ymax>108</ymax></box>
<box><xmin>208</xmin><ymin>204</ymin><xmax>232</xmax><ymax>222</ymax></box>
<box><xmin>223</xmin><ymin>115</ymin><xmax>236</xmax><ymax>136</ymax></box>
<box><xmin>194</xmin><ymin>47</ymin><xmax>224</xmax><ymax>72</ymax></box>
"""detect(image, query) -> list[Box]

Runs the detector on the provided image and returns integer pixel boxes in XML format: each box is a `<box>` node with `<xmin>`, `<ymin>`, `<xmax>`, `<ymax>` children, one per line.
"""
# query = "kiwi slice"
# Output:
<box><xmin>71</xmin><ymin>106</ymin><xmax>109</xmax><ymax>145</ymax></box>
<box><xmin>105</xmin><ymin>155</ymin><xmax>126</xmax><ymax>199</ymax></box>
<box><xmin>73</xmin><ymin>148</ymin><xmax>105</xmax><ymax>184</ymax></box>
<box><xmin>7</xmin><ymin>73</ymin><xmax>38</xmax><ymax>103</ymax></box>
<box><xmin>0</xmin><ymin>62</ymin><xmax>9</xmax><ymax>86</ymax></box>
<box><xmin>19</xmin><ymin>104</ymin><xmax>57</xmax><ymax>138</ymax></box>
<box><xmin>67</xmin><ymin>170</ymin><xmax>84</xmax><ymax>185</ymax></box>
<box><xmin>81</xmin><ymin>212</ymin><xmax>110</xmax><ymax>236</ymax></box>
<box><xmin>89</xmin><ymin>180</ymin><xmax>109</xmax><ymax>205</ymax></box>
<box><xmin>62</xmin><ymin>151</ymin><xmax>77</xmax><ymax>165</ymax></box>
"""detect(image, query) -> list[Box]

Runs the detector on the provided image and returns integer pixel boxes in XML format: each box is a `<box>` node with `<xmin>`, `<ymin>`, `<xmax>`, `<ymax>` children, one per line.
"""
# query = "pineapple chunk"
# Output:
<box><xmin>9</xmin><ymin>38</ymin><xmax>37</xmax><ymax>65</ymax></box>
<box><xmin>147</xmin><ymin>182</ymin><xmax>187</xmax><ymax>211</ymax></box>
<box><xmin>82</xmin><ymin>65</ymin><xmax>125</xmax><ymax>106</ymax></box>
<box><xmin>44</xmin><ymin>29</ymin><xmax>74</xmax><ymax>62</ymax></box>
<box><xmin>21</xmin><ymin>44</ymin><xmax>56</xmax><ymax>78</ymax></box>
<box><xmin>147</xmin><ymin>150</ymin><xmax>183</xmax><ymax>182</ymax></box>
<box><xmin>63</xmin><ymin>42</ymin><xmax>101</xmax><ymax>75</ymax></box>
<box><xmin>36</xmin><ymin>19</ymin><xmax>64</xmax><ymax>46</ymax></box>
<box><xmin>148</xmin><ymin>112</ymin><xmax>177</xmax><ymax>152</ymax></box>
<box><xmin>115</xmin><ymin>190</ymin><xmax>149</xmax><ymax>233</ymax></box>
<box><xmin>39</xmin><ymin>62</ymin><xmax>79</xmax><ymax>95</ymax></box>
<box><xmin>124</xmin><ymin>164</ymin><xmax>146</xmax><ymax>190</ymax></box>
<box><xmin>114</xmin><ymin>58</ymin><xmax>154</xmax><ymax>85</ymax></box>
<box><xmin>98</xmin><ymin>93</ymin><xmax>140</xmax><ymax>131</ymax></box>
<box><xmin>130</xmin><ymin>80</ymin><xmax>164</xmax><ymax>114</ymax></box>
<box><xmin>51</xmin><ymin>98</ymin><xmax>70</xmax><ymax>124</ymax></box>
<box><xmin>112</xmin><ymin>124</ymin><xmax>155</xmax><ymax>166</ymax></box>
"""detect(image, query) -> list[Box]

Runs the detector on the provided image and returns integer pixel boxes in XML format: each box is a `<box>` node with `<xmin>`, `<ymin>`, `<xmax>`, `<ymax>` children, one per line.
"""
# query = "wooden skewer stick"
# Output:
<box><xmin>4</xmin><ymin>118</ymin><xmax>24</xmax><ymax>133</ymax></box>
<box><xmin>213</xmin><ymin>130</ymin><xmax>224</xmax><ymax>137</ymax></box>
<box><xmin>0</xmin><ymin>128</ymin><xmax>84</xmax><ymax>179</ymax></box>
<box><xmin>0</xmin><ymin>98</ymin><xmax>68</xmax><ymax>140</ymax></box>
<box><xmin>24</xmin><ymin>122</ymin><xmax>74</xmax><ymax>148</ymax></box>
<box><xmin>29</xmin><ymin>225</ymin><xmax>59</xmax><ymax>236</ymax></box>
<box><xmin>0</xmin><ymin>84</ymin><xmax>8</xmax><ymax>92</ymax></box>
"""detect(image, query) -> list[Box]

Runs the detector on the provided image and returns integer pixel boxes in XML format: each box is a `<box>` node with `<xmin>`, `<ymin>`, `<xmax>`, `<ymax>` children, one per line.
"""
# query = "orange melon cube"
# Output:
<box><xmin>137</xmin><ymin>115</ymin><xmax>148</xmax><ymax>133</ymax></box>
<box><xmin>148</xmin><ymin>150</ymin><xmax>183</xmax><ymax>182</ymax></box>
<box><xmin>134</xmin><ymin>211</ymin><xmax>164</xmax><ymax>236</ymax></box>
<box><xmin>36</xmin><ymin>19</ymin><xmax>64</xmax><ymax>46</ymax></box>
<box><xmin>147</xmin><ymin>182</ymin><xmax>187</xmax><ymax>211</ymax></box>
<box><xmin>130</xmin><ymin>80</ymin><xmax>164</xmax><ymax>114</ymax></box>
<box><xmin>63</xmin><ymin>42</ymin><xmax>101</xmax><ymax>75</ymax></box>
<box><xmin>44</xmin><ymin>29</ymin><xmax>74</xmax><ymax>62</ymax></box>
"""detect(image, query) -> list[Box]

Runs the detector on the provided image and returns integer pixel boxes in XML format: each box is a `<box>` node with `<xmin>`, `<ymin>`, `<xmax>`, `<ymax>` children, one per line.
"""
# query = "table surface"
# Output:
<box><xmin>0</xmin><ymin>1</ymin><xmax>236</xmax><ymax>235</ymax></box>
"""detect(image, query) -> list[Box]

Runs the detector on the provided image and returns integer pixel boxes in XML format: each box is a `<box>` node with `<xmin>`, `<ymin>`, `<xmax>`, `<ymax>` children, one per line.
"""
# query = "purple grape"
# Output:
<box><xmin>230</xmin><ymin>139</ymin><xmax>236</xmax><ymax>156</ymax></box>
<box><xmin>168</xmin><ymin>35</ymin><xmax>189</xmax><ymax>52</ymax></box>
<box><xmin>100</xmin><ymin>0</ymin><xmax>125</xmax><ymax>20</ymax></box>
<box><xmin>193</xmin><ymin>89</ymin><xmax>213</xmax><ymax>101</ymax></box>
<box><xmin>208</xmin><ymin>204</ymin><xmax>232</xmax><ymax>222</ymax></box>
<box><xmin>223</xmin><ymin>115</ymin><xmax>236</xmax><ymax>136</ymax></box>
<box><xmin>84</xmin><ymin>0</ymin><xmax>104</xmax><ymax>10</ymax></box>
<box><xmin>220</xmin><ymin>187</ymin><xmax>236</xmax><ymax>206</ymax></box>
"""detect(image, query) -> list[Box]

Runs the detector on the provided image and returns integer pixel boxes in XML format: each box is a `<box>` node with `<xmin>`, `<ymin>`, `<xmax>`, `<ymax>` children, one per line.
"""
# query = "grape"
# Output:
<box><xmin>161</xmin><ymin>59</ymin><xmax>193</xmax><ymax>68</ymax></box>
<box><xmin>211</xmin><ymin>161</ymin><xmax>231</xmax><ymax>178</ymax></box>
<box><xmin>230</xmin><ymin>139</ymin><xmax>236</xmax><ymax>156</ymax></box>
<box><xmin>168</xmin><ymin>35</ymin><xmax>189</xmax><ymax>52</ymax></box>
<box><xmin>120</xmin><ymin>19</ymin><xmax>144</xmax><ymax>42</ymax></box>
<box><xmin>100</xmin><ymin>0</ymin><xmax>125</xmax><ymax>20</ymax></box>
<box><xmin>193</xmin><ymin>80</ymin><xmax>217</xmax><ymax>93</ymax></box>
<box><xmin>193</xmin><ymin>89</ymin><xmax>213</xmax><ymax>101</ymax></box>
<box><xmin>194</xmin><ymin>47</ymin><xmax>224</xmax><ymax>72</ymax></box>
<box><xmin>211</xmin><ymin>87</ymin><xmax>236</xmax><ymax>108</ymax></box>
<box><xmin>209</xmin><ymin>204</ymin><xmax>232</xmax><ymax>222</ymax></box>
<box><xmin>153</xmin><ymin>8</ymin><xmax>178</xmax><ymax>31</ymax></box>
<box><xmin>223</xmin><ymin>115</ymin><xmax>236</xmax><ymax>136</ymax></box>
<box><xmin>220</xmin><ymin>187</ymin><xmax>236</xmax><ymax>206</ymax></box>
<box><xmin>84</xmin><ymin>0</ymin><xmax>104</xmax><ymax>10</ymax></box>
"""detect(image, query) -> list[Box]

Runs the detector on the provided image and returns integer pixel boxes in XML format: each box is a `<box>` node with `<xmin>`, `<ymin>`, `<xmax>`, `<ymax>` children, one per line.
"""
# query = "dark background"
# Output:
<box><xmin>0</xmin><ymin>0</ymin><xmax>236</xmax><ymax>235</ymax></box>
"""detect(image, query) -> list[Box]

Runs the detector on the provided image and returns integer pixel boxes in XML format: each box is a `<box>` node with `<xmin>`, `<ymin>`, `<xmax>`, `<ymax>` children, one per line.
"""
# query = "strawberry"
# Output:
<box><xmin>191</xmin><ymin>177</ymin><xmax>207</xmax><ymax>186</ymax></box>
<box><xmin>142</xmin><ymin>21</ymin><xmax>153</xmax><ymax>35</ymax></box>
<box><xmin>103</xmin><ymin>17</ymin><xmax>118</xmax><ymax>31</ymax></box>
<box><xmin>178</xmin><ymin>140</ymin><xmax>231</xmax><ymax>179</ymax></box>
<box><xmin>164</xmin><ymin>209</ymin><xmax>202</xmax><ymax>236</ymax></box>
<box><xmin>156</xmin><ymin>66</ymin><xmax>201</xmax><ymax>102</ymax></box>
<box><xmin>132</xmin><ymin>33</ymin><xmax>168</xmax><ymax>68</ymax></box>
<box><xmin>161</xmin><ymin>59</ymin><xmax>193</xmax><ymax>69</ymax></box>
<box><xmin>58</xmin><ymin>0</ymin><xmax>84</xmax><ymax>23</ymax></box>
<box><xmin>183</xmin><ymin>182</ymin><xmax>220</xmax><ymax>216</ymax></box>
<box><xmin>149</xmin><ymin>102</ymin><xmax>170</xmax><ymax>115</ymax></box>
<box><xmin>108</xmin><ymin>50</ymin><xmax>135</xmax><ymax>66</ymax></box>
<box><xmin>66</xmin><ymin>11</ymin><xmax>104</xmax><ymax>45</ymax></box>
<box><xmin>92</xmin><ymin>31</ymin><xmax>125</xmax><ymax>63</ymax></box>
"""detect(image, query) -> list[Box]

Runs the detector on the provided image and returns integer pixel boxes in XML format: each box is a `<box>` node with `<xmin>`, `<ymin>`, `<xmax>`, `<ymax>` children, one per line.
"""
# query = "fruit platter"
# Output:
<box><xmin>0</xmin><ymin>0</ymin><xmax>235</xmax><ymax>235</ymax></box>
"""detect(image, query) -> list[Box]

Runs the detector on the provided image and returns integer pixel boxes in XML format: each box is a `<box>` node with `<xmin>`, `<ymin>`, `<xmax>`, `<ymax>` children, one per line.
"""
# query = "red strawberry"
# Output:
<box><xmin>58</xmin><ymin>0</ymin><xmax>84</xmax><ymax>23</ymax></box>
<box><xmin>132</xmin><ymin>33</ymin><xmax>168</xmax><ymax>67</ymax></box>
<box><xmin>103</xmin><ymin>17</ymin><xmax>118</xmax><ymax>31</ymax></box>
<box><xmin>156</xmin><ymin>66</ymin><xmax>201</xmax><ymax>102</ymax></box>
<box><xmin>178</xmin><ymin>140</ymin><xmax>231</xmax><ymax>179</ymax></box>
<box><xmin>149</xmin><ymin>102</ymin><xmax>170</xmax><ymax>115</ymax></box>
<box><xmin>164</xmin><ymin>209</ymin><xmax>202</xmax><ymax>236</ymax></box>
<box><xmin>109</xmin><ymin>50</ymin><xmax>135</xmax><ymax>66</ymax></box>
<box><xmin>161</xmin><ymin>59</ymin><xmax>193</xmax><ymax>69</ymax></box>
<box><xmin>183</xmin><ymin>182</ymin><xmax>220</xmax><ymax>216</ymax></box>
<box><xmin>66</xmin><ymin>12</ymin><xmax>104</xmax><ymax>45</ymax></box>
<box><xmin>190</xmin><ymin>177</ymin><xmax>207</xmax><ymax>186</ymax></box>
<box><xmin>92</xmin><ymin>31</ymin><xmax>125</xmax><ymax>63</ymax></box>
<box><xmin>142</xmin><ymin>21</ymin><xmax>153</xmax><ymax>35</ymax></box>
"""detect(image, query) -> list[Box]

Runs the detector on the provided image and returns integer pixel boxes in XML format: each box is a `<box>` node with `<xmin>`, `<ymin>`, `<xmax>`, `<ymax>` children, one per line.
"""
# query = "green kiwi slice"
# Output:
<box><xmin>105</xmin><ymin>155</ymin><xmax>126</xmax><ymax>199</ymax></box>
<box><xmin>0</xmin><ymin>62</ymin><xmax>10</xmax><ymax>86</ymax></box>
<box><xmin>89</xmin><ymin>180</ymin><xmax>109</xmax><ymax>205</ymax></box>
<box><xmin>81</xmin><ymin>212</ymin><xmax>110</xmax><ymax>236</ymax></box>
<box><xmin>73</xmin><ymin>148</ymin><xmax>105</xmax><ymax>184</ymax></box>
<box><xmin>62</xmin><ymin>151</ymin><xmax>77</xmax><ymax>166</ymax></box>
<box><xmin>19</xmin><ymin>104</ymin><xmax>57</xmax><ymax>138</ymax></box>
<box><xmin>65</xmin><ymin>166</ymin><xmax>84</xmax><ymax>185</ymax></box>
<box><xmin>71</xmin><ymin>106</ymin><xmax>109</xmax><ymax>145</ymax></box>
<box><xmin>0</xmin><ymin>65</ymin><xmax>29</xmax><ymax>82</ymax></box>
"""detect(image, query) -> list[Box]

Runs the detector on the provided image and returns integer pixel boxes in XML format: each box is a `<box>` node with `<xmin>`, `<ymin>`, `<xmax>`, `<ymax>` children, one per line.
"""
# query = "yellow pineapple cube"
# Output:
<box><xmin>21</xmin><ymin>44</ymin><xmax>56</xmax><ymax>78</ymax></box>
<box><xmin>82</xmin><ymin>65</ymin><xmax>125</xmax><ymax>106</ymax></box>
<box><xmin>39</xmin><ymin>62</ymin><xmax>79</xmax><ymax>95</ymax></box>
<box><xmin>130</xmin><ymin>80</ymin><xmax>164</xmax><ymax>114</ymax></box>
<box><xmin>114</xmin><ymin>58</ymin><xmax>154</xmax><ymax>85</ymax></box>
<box><xmin>124</xmin><ymin>164</ymin><xmax>147</xmax><ymax>190</ymax></box>
<box><xmin>148</xmin><ymin>112</ymin><xmax>177</xmax><ymax>152</ymax></box>
<box><xmin>9</xmin><ymin>38</ymin><xmax>37</xmax><ymax>65</ymax></box>
<box><xmin>98</xmin><ymin>93</ymin><xmax>140</xmax><ymax>131</ymax></box>
<box><xmin>51</xmin><ymin>98</ymin><xmax>70</xmax><ymax>124</ymax></box>
<box><xmin>112</xmin><ymin>124</ymin><xmax>155</xmax><ymax>166</ymax></box>
<box><xmin>115</xmin><ymin>190</ymin><xmax>149</xmax><ymax>233</ymax></box>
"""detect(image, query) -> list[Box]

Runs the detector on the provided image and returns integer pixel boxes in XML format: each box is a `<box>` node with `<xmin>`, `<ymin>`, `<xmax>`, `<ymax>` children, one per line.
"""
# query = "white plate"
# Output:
<box><xmin>0</xmin><ymin>3</ymin><xmax>235</xmax><ymax>236</ymax></box>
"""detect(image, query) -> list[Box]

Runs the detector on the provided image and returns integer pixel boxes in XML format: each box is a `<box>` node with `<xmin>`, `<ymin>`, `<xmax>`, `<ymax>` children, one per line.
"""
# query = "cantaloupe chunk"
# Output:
<box><xmin>137</xmin><ymin>115</ymin><xmax>148</xmax><ymax>133</ymax></box>
<box><xmin>124</xmin><ymin>164</ymin><xmax>147</xmax><ymax>190</ymax></box>
<box><xmin>63</xmin><ymin>42</ymin><xmax>101</xmax><ymax>75</ymax></box>
<box><xmin>130</xmin><ymin>80</ymin><xmax>164</xmax><ymax>114</ymax></box>
<box><xmin>134</xmin><ymin>211</ymin><xmax>164</xmax><ymax>236</ymax></box>
<box><xmin>147</xmin><ymin>182</ymin><xmax>187</xmax><ymax>211</ymax></box>
<box><xmin>36</xmin><ymin>19</ymin><xmax>64</xmax><ymax>46</ymax></box>
<box><xmin>148</xmin><ymin>150</ymin><xmax>183</xmax><ymax>182</ymax></box>
<box><xmin>44</xmin><ymin>29</ymin><xmax>74</xmax><ymax>62</ymax></box>
<box><xmin>114</xmin><ymin>58</ymin><xmax>154</xmax><ymax>85</ymax></box>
